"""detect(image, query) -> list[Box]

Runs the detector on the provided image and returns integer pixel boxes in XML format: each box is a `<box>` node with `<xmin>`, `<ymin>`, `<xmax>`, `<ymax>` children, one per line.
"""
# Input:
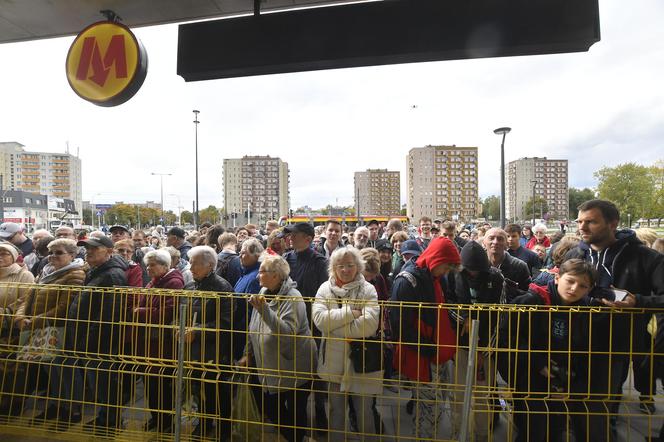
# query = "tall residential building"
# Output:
<box><xmin>0</xmin><ymin>142</ymin><xmax>83</xmax><ymax>215</ymax></box>
<box><xmin>354</xmin><ymin>169</ymin><xmax>400</xmax><ymax>217</ymax></box>
<box><xmin>506</xmin><ymin>157</ymin><xmax>569</xmax><ymax>221</ymax></box>
<box><xmin>223</xmin><ymin>155</ymin><xmax>290</xmax><ymax>224</ymax></box>
<box><xmin>407</xmin><ymin>145</ymin><xmax>478</xmax><ymax>222</ymax></box>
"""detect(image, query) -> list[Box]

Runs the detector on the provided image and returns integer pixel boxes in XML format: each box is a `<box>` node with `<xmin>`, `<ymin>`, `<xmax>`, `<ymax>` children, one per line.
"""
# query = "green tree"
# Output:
<box><xmin>82</xmin><ymin>208</ymin><xmax>93</xmax><ymax>225</ymax></box>
<box><xmin>524</xmin><ymin>196</ymin><xmax>549</xmax><ymax>221</ymax></box>
<box><xmin>481</xmin><ymin>195</ymin><xmax>500</xmax><ymax>221</ymax></box>
<box><xmin>595</xmin><ymin>163</ymin><xmax>657</xmax><ymax>223</ymax></box>
<box><xmin>568</xmin><ymin>187</ymin><xmax>596</xmax><ymax>219</ymax></box>
<box><xmin>199</xmin><ymin>205</ymin><xmax>220</xmax><ymax>224</ymax></box>
<box><xmin>648</xmin><ymin>161</ymin><xmax>664</xmax><ymax>218</ymax></box>
<box><xmin>180</xmin><ymin>211</ymin><xmax>194</xmax><ymax>225</ymax></box>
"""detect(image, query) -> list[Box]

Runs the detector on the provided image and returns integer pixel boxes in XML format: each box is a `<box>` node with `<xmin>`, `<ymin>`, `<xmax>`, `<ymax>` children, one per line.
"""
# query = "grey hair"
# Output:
<box><xmin>143</xmin><ymin>249</ymin><xmax>172</xmax><ymax>267</ymax></box>
<box><xmin>532</xmin><ymin>223</ymin><xmax>548</xmax><ymax>233</ymax></box>
<box><xmin>260</xmin><ymin>254</ymin><xmax>290</xmax><ymax>281</ymax></box>
<box><xmin>328</xmin><ymin>246</ymin><xmax>365</xmax><ymax>279</ymax></box>
<box><xmin>240</xmin><ymin>238</ymin><xmax>264</xmax><ymax>258</ymax></box>
<box><xmin>188</xmin><ymin>245</ymin><xmax>218</xmax><ymax>270</ymax></box>
<box><xmin>354</xmin><ymin>226</ymin><xmax>369</xmax><ymax>237</ymax></box>
<box><xmin>47</xmin><ymin>238</ymin><xmax>78</xmax><ymax>255</ymax></box>
<box><xmin>164</xmin><ymin>246</ymin><xmax>181</xmax><ymax>260</ymax></box>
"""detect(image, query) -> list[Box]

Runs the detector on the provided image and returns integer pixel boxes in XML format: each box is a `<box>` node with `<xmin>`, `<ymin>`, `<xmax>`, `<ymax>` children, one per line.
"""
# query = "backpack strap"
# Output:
<box><xmin>528</xmin><ymin>283</ymin><xmax>552</xmax><ymax>306</ymax></box>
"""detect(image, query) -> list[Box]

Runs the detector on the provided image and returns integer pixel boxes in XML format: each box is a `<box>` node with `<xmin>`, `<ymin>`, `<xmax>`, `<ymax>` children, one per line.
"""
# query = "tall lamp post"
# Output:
<box><xmin>493</xmin><ymin>127</ymin><xmax>512</xmax><ymax>228</ymax></box>
<box><xmin>193</xmin><ymin>110</ymin><xmax>200</xmax><ymax>230</ymax></box>
<box><xmin>151</xmin><ymin>172</ymin><xmax>172</xmax><ymax>226</ymax></box>
<box><xmin>531</xmin><ymin>180</ymin><xmax>538</xmax><ymax>224</ymax></box>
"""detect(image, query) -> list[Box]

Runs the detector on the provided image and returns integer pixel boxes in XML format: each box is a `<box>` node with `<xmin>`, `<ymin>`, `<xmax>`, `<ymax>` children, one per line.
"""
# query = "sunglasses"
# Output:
<box><xmin>48</xmin><ymin>250</ymin><xmax>68</xmax><ymax>256</ymax></box>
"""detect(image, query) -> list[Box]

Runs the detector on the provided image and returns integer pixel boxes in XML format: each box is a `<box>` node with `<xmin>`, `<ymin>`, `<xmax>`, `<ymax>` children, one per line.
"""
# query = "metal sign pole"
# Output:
<box><xmin>459</xmin><ymin>319</ymin><xmax>479</xmax><ymax>442</ymax></box>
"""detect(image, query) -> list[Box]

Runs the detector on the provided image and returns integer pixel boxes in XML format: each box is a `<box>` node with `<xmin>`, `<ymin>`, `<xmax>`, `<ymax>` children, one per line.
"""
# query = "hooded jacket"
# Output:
<box><xmin>248</xmin><ymin>277</ymin><xmax>317</xmax><ymax>392</ymax></box>
<box><xmin>449</xmin><ymin>241</ymin><xmax>504</xmax><ymax>348</ymax></box>
<box><xmin>574</xmin><ymin>229</ymin><xmax>664</xmax><ymax>353</ymax></box>
<box><xmin>65</xmin><ymin>255</ymin><xmax>128</xmax><ymax>356</ymax></box>
<box><xmin>390</xmin><ymin>237</ymin><xmax>460</xmax><ymax>382</ymax></box>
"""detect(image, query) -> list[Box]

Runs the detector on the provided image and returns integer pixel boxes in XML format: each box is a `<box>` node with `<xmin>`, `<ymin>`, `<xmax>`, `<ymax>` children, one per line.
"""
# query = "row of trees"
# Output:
<box><xmin>82</xmin><ymin>204</ymin><xmax>227</xmax><ymax>228</ymax></box>
<box><xmin>479</xmin><ymin>161</ymin><xmax>663</xmax><ymax>223</ymax></box>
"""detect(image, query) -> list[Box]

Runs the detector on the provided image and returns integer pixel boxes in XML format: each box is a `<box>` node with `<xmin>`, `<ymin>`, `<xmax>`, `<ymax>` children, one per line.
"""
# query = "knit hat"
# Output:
<box><xmin>460</xmin><ymin>240</ymin><xmax>490</xmax><ymax>272</ymax></box>
<box><xmin>0</xmin><ymin>242</ymin><xmax>19</xmax><ymax>262</ymax></box>
<box><xmin>416</xmin><ymin>237</ymin><xmax>461</xmax><ymax>271</ymax></box>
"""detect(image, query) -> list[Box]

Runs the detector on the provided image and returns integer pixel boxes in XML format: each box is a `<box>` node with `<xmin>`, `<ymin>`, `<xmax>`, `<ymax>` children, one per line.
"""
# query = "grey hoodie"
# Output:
<box><xmin>247</xmin><ymin>277</ymin><xmax>317</xmax><ymax>392</ymax></box>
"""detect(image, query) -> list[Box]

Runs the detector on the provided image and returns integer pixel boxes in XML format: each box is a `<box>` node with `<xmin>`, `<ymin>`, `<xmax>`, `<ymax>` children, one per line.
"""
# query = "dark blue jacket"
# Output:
<box><xmin>508</xmin><ymin>246</ymin><xmax>542</xmax><ymax>276</ymax></box>
<box><xmin>217</xmin><ymin>251</ymin><xmax>242</xmax><ymax>287</ymax></box>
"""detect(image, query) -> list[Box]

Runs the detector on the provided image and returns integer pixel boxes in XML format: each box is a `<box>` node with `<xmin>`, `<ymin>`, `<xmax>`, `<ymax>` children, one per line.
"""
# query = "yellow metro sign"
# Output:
<box><xmin>66</xmin><ymin>21</ymin><xmax>148</xmax><ymax>107</ymax></box>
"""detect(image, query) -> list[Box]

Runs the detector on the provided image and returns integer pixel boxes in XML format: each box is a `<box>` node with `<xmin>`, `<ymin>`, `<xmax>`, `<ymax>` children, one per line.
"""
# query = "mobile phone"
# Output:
<box><xmin>612</xmin><ymin>289</ymin><xmax>629</xmax><ymax>302</ymax></box>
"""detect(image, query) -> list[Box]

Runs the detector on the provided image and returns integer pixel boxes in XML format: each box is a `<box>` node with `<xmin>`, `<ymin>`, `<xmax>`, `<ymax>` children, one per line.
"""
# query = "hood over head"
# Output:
<box><xmin>416</xmin><ymin>237</ymin><xmax>461</xmax><ymax>272</ymax></box>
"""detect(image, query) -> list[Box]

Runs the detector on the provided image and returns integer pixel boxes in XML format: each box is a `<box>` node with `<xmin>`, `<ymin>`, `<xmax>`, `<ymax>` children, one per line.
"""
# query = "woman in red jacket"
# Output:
<box><xmin>134</xmin><ymin>249</ymin><xmax>184</xmax><ymax>433</ymax></box>
<box><xmin>526</xmin><ymin>223</ymin><xmax>551</xmax><ymax>250</ymax></box>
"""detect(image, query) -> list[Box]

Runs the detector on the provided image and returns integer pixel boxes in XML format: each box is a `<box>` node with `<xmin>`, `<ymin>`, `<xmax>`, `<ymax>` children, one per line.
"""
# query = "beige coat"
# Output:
<box><xmin>13</xmin><ymin>259</ymin><xmax>88</xmax><ymax>329</ymax></box>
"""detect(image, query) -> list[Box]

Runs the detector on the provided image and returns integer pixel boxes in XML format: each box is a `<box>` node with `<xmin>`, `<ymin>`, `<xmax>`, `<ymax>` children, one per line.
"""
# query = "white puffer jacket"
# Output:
<box><xmin>312</xmin><ymin>274</ymin><xmax>382</xmax><ymax>394</ymax></box>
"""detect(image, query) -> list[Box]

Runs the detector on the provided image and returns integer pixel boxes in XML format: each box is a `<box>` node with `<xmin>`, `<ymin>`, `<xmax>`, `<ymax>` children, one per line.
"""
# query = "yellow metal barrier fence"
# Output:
<box><xmin>0</xmin><ymin>282</ymin><xmax>662</xmax><ymax>441</ymax></box>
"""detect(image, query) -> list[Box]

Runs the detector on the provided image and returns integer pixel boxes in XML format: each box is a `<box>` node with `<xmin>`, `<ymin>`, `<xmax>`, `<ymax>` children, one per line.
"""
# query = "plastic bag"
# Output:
<box><xmin>231</xmin><ymin>375</ymin><xmax>262</xmax><ymax>442</ymax></box>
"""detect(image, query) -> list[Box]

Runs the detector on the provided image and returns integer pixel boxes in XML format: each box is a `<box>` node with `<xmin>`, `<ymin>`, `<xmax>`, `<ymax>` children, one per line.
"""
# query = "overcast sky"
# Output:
<box><xmin>0</xmin><ymin>0</ymin><xmax>662</xmax><ymax>213</ymax></box>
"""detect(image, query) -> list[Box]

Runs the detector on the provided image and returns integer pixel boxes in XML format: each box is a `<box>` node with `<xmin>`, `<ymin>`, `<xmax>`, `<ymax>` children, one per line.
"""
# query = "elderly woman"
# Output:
<box><xmin>237</xmin><ymin>254</ymin><xmax>316</xmax><ymax>442</ymax></box>
<box><xmin>232</xmin><ymin>238</ymin><xmax>263</xmax><ymax>359</ymax></box>
<box><xmin>13</xmin><ymin>239</ymin><xmax>87</xmax><ymax>415</ymax></box>
<box><xmin>165</xmin><ymin>246</ymin><xmax>193</xmax><ymax>286</ymax></box>
<box><xmin>114</xmin><ymin>239</ymin><xmax>144</xmax><ymax>287</ymax></box>
<box><xmin>181</xmin><ymin>245</ymin><xmax>235</xmax><ymax>438</ymax></box>
<box><xmin>266</xmin><ymin>228</ymin><xmax>286</xmax><ymax>256</ymax></box>
<box><xmin>312</xmin><ymin>247</ymin><xmax>381</xmax><ymax>442</ymax></box>
<box><xmin>526</xmin><ymin>223</ymin><xmax>551</xmax><ymax>249</ymax></box>
<box><xmin>135</xmin><ymin>249</ymin><xmax>184</xmax><ymax>432</ymax></box>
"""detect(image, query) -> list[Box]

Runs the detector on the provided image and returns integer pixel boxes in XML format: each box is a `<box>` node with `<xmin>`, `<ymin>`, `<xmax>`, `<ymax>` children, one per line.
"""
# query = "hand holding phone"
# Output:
<box><xmin>612</xmin><ymin>289</ymin><xmax>629</xmax><ymax>302</ymax></box>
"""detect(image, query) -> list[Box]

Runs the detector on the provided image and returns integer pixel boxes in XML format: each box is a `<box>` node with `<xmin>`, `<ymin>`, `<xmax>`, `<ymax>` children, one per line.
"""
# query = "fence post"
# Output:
<box><xmin>459</xmin><ymin>319</ymin><xmax>480</xmax><ymax>442</ymax></box>
<box><xmin>174</xmin><ymin>302</ymin><xmax>187</xmax><ymax>442</ymax></box>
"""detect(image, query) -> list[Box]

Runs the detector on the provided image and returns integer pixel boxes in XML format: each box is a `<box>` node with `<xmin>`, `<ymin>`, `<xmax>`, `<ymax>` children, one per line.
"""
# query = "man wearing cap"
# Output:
<box><xmin>0</xmin><ymin>222</ymin><xmax>33</xmax><ymax>259</ymax></box>
<box><xmin>50</xmin><ymin>235</ymin><xmax>128</xmax><ymax>434</ymax></box>
<box><xmin>166</xmin><ymin>227</ymin><xmax>193</xmax><ymax>261</ymax></box>
<box><xmin>280</xmin><ymin>222</ymin><xmax>329</xmax><ymax>430</ymax></box>
<box><xmin>393</xmin><ymin>239</ymin><xmax>423</xmax><ymax>277</ymax></box>
<box><xmin>109</xmin><ymin>225</ymin><xmax>130</xmax><ymax>244</ymax></box>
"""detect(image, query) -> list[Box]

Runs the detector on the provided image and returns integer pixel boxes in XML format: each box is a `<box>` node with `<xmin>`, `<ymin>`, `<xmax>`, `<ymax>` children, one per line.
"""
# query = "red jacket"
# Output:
<box><xmin>526</xmin><ymin>236</ymin><xmax>551</xmax><ymax>250</ymax></box>
<box><xmin>125</xmin><ymin>262</ymin><xmax>144</xmax><ymax>288</ymax></box>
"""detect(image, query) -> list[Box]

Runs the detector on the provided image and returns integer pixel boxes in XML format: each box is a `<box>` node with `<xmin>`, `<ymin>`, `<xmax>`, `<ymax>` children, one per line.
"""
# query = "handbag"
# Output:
<box><xmin>349</xmin><ymin>335</ymin><xmax>383</xmax><ymax>373</ymax></box>
<box><xmin>16</xmin><ymin>326</ymin><xmax>64</xmax><ymax>362</ymax></box>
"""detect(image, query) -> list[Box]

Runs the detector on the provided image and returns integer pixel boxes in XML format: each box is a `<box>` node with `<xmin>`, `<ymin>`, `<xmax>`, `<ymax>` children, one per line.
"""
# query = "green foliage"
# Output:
<box><xmin>568</xmin><ymin>187</ymin><xmax>596</xmax><ymax>219</ymax></box>
<box><xmin>100</xmin><ymin>204</ymin><xmax>176</xmax><ymax>227</ymax></box>
<box><xmin>481</xmin><ymin>195</ymin><xmax>500</xmax><ymax>220</ymax></box>
<box><xmin>594</xmin><ymin>162</ymin><xmax>662</xmax><ymax>222</ymax></box>
<box><xmin>199</xmin><ymin>205</ymin><xmax>220</xmax><ymax>224</ymax></box>
<box><xmin>524</xmin><ymin>197</ymin><xmax>549</xmax><ymax>220</ymax></box>
<box><xmin>180</xmin><ymin>211</ymin><xmax>194</xmax><ymax>224</ymax></box>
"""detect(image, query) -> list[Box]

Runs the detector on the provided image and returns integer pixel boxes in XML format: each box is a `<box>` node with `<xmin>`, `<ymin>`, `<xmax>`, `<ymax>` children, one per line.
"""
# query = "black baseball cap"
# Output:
<box><xmin>279</xmin><ymin>223</ymin><xmax>315</xmax><ymax>238</ymax></box>
<box><xmin>78</xmin><ymin>236</ymin><xmax>114</xmax><ymax>248</ymax></box>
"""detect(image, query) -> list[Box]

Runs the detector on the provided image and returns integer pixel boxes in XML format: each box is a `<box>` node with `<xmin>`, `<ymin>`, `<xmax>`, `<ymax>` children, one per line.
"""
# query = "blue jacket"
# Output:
<box><xmin>234</xmin><ymin>261</ymin><xmax>261</xmax><ymax>295</ymax></box>
<box><xmin>508</xmin><ymin>246</ymin><xmax>542</xmax><ymax>276</ymax></box>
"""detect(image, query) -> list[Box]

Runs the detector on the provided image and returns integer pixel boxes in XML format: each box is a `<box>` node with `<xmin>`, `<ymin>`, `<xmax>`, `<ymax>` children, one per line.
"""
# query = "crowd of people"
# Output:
<box><xmin>0</xmin><ymin>198</ymin><xmax>663</xmax><ymax>441</ymax></box>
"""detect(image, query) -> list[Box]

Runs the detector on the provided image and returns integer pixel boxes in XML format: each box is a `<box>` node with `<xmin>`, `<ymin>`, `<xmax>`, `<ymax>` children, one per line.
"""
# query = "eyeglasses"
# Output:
<box><xmin>334</xmin><ymin>263</ymin><xmax>357</xmax><ymax>270</ymax></box>
<box><xmin>48</xmin><ymin>250</ymin><xmax>68</xmax><ymax>256</ymax></box>
<box><xmin>258</xmin><ymin>270</ymin><xmax>275</xmax><ymax>274</ymax></box>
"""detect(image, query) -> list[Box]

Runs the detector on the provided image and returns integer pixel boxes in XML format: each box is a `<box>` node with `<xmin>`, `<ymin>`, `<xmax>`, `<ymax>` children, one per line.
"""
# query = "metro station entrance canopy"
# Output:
<box><xmin>1</xmin><ymin>0</ymin><xmax>600</xmax><ymax>80</ymax></box>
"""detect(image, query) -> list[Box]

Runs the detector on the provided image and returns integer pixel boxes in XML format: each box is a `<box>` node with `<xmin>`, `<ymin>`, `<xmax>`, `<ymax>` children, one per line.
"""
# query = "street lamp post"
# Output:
<box><xmin>531</xmin><ymin>180</ymin><xmax>538</xmax><ymax>225</ymax></box>
<box><xmin>493</xmin><ymin>127</ymin><xmax>512</xmax><ymax>228</ymax></box>
<box><xmin>151</xmin><ymin>172</ymin><xmax>172</xmax><ymax>226</ymax></box>
<box><xmin>193</xmin><ymin>110</ymin><xmax>200</xmax><ymax>230</ymax></box>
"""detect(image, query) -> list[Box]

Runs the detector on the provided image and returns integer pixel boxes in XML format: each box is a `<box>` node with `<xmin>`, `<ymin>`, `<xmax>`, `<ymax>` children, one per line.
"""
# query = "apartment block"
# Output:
<box><xmin>506</xmin><ymin>157</ymin><xmax>569</xmax><ymax>221</ymax></box>
<box><xmin>354</xmin><ymin>169</ymin><xmax>400</xmax><ymax>217</ymax></box>
<box><xmin>223</xmin><ymin>155</ymin><xmax>290</xmax><ymax>224</ymax></box>
<box><xmin>407</xmin><ymin>145</ymin><xmax>478</xmax><ymax>222</ymax></box>
<box><xmin>0</xmin><ymin>142</ymin><xmax>82</xmax><ymax>215</ymax></box>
